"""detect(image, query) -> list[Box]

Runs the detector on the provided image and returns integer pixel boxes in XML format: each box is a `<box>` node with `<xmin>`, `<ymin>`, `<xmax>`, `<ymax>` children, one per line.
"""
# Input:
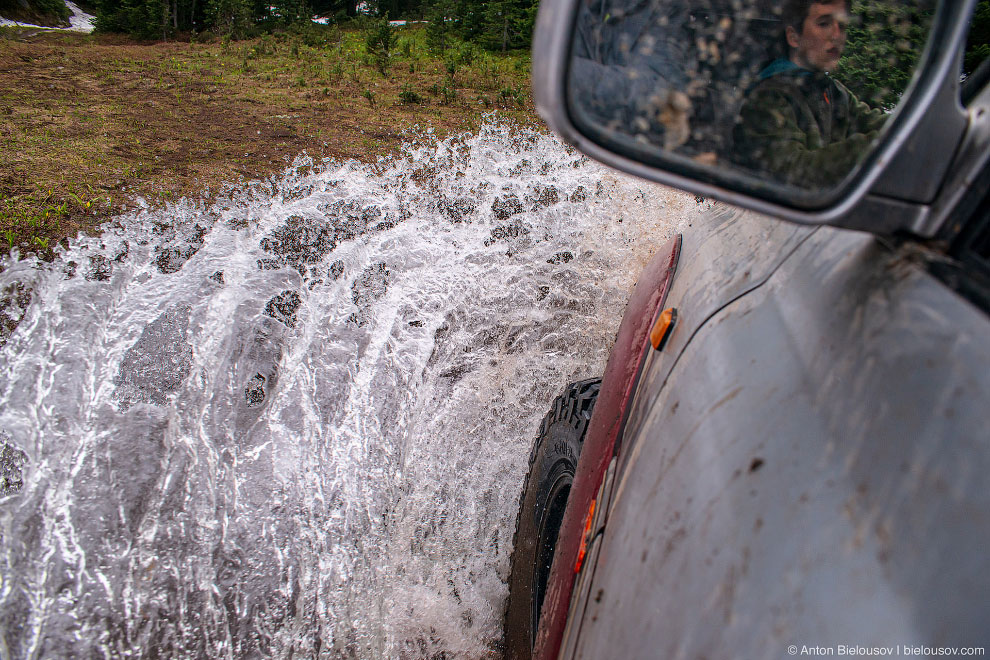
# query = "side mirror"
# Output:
<box><xmin>533</xmin><ymin>0</ymin><xmax>978</xmax><ymax>236</ymax></box>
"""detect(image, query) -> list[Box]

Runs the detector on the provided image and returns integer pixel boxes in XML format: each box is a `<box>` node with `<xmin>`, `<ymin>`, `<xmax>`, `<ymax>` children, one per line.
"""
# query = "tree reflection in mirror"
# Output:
<box><xmin>567</xmin><ymin>0</ymin><xmax>934</xmax><ymax>193</ymax></box>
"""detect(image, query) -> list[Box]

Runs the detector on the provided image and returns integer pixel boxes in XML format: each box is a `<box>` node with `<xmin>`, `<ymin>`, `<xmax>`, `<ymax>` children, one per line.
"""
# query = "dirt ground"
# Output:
<box><xmin>0</xmin><ymin>26</ymin><xmax>537</xmax><ymax>260</ymax></box>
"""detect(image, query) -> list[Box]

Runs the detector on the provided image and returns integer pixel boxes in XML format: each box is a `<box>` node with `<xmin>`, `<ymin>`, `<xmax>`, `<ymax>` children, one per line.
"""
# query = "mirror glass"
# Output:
<box><xmin>567</xmin><ymin>0</ymin><xmax>935</xmax><ymax>200</ymax></box>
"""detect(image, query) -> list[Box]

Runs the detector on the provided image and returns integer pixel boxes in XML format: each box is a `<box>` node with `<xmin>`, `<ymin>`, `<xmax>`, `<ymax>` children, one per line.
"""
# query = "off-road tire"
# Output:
<box><xmin>504</xmin><ymin>377</ymin><xmax>601</xmax><ymax>660</ymax></box>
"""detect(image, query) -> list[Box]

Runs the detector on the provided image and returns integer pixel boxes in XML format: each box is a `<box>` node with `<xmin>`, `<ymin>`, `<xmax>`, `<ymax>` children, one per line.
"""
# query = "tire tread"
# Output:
<box><xmin>506</xmin><ymin>376</ymin><xmax>602</xmax><ymax>659</ymax></box>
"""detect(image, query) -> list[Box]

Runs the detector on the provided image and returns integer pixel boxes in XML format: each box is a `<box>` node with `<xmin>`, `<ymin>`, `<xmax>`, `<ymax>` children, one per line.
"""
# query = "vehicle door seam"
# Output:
<box><xmin>616</xmin><ymin>224</ymin><xmax>822</xmax><ymax>453</ymax></box>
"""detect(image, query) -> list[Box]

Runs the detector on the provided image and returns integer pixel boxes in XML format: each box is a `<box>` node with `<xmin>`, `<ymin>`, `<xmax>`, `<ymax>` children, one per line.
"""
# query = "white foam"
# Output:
<box><xmin>0</xmin><ymin>120</ymin><xmax>702</xmax><ymax>657</ymax></box>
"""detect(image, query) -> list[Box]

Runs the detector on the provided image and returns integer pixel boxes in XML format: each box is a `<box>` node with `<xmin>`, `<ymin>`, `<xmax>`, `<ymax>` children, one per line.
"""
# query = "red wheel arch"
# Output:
<box><xmin>533</xmin><ymin>233</ymin><xmax>682</xmax><ymax>660</ymax></box>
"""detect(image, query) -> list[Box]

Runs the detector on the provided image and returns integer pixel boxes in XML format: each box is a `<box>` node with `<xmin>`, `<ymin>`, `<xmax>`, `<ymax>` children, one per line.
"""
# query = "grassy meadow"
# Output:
<box><xmin>0</xmin><ymin>22</ymin><xmax>537</xmax><ymax>260</ymax></box>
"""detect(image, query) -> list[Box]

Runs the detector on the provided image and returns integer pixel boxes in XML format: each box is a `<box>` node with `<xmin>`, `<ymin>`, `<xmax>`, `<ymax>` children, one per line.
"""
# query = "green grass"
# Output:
<box><xmin>0</xmin><ymin>23</ymin><xmax>535</xmax><ymax>261</ymax></box>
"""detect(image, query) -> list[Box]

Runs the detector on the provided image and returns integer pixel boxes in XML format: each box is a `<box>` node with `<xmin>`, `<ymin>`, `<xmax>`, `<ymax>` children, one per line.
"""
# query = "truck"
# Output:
<box><xmin>504</xmin><ymin>1</ymin><xmax>990</xmax><ymax>658</ymax></box>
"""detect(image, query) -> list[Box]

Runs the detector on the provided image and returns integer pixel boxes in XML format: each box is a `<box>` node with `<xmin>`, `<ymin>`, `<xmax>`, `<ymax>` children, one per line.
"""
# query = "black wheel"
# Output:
<box><xmin>504</xmin><ymin>377</ymin><xmax>601</xmax><ymax>660</ymax></box>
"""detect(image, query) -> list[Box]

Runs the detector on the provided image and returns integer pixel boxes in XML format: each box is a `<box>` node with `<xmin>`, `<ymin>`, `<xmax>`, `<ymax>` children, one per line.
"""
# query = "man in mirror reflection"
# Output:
<box><xmin>733</xmin><ymin>0</ymin><xmax>887</xmax><ymax>187</ymax></box>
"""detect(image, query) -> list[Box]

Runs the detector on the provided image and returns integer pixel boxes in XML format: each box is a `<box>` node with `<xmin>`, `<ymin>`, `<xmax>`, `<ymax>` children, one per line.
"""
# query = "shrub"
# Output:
<box><xmin>398</xmin><ymin>84</ymin><xmax>422</xmax><ymax>104</ymax></box>
<box><xmin>365</xmin><ymin>18</ymin><xmax>397</xmax><ymax>76</ymax></box>
<box><xmin>498</xmin><ymin>85</ymin><xmax>525</xmax><ymax>107</ymax></box>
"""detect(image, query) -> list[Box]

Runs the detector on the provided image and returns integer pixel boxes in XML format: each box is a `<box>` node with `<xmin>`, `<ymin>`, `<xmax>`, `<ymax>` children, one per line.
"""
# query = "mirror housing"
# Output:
<box><xmin>533</xmin><ymin>0</ymin><xmax>978</xmax><ymax>237</ymax></box>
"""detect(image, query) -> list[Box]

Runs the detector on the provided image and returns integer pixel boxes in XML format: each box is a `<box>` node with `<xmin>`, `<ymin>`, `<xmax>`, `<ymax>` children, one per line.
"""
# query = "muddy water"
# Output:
<box><xmin>0</xmin><ymin>121</ymin><xmax>701</xmax><ymax>658</ymax></box>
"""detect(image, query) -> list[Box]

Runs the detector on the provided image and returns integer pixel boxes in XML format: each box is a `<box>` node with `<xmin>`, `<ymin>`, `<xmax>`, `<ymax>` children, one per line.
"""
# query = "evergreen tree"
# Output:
<box><xmin>376</xmin><ymin>0</ymin><xmax>423</xmax><ymax>21</ymax></box>
<box><xmin>311</xmin><ymin>0</ymin><xmax>359</xmax><ymax>19</ymax></box>
<box><xmin>270</xmin><ymin>0</ymin><xmax>313</xmax><ymax>24</ymax></box>
<box><xmin>479</xmin><ymin>0</ymin><xmax>535</xmax><ymax>52</ymax></box>
<box><xmin>92</xmin><ymin>0</ymin><xmax>318</xmax><ymax>38</ymax></box>
<box><xmin>423</xmin><ymin>0</ymin><xmax>535</xmax><ymax>53</ymax></box>
<box><xmin>425</xmin><ymin>0</ymin><xmax>456</xmax><ymax>53</ymax></box>
<box><xmin>207</xmin><ymin>0</ymin><xmax>253</xmax><ymax>37</ymax></box>
<box><xmin>965</xmin><ymin>1</ymin><xmax>990</xmax><ymax>77</ymax></box>
<box><xmin>450</xmin><ymin>0</ymin><xmax>484</xmax><ymax>43</ymax></box>
<box><xmin>94</xmin><ymin>0</ymin><xmax>170</xmax><ymax>39</ymax></box>
<box><xmin>833</xmin><ymin>0</ymin><xmax>987</xmax><ymax>106</ymax></box>
<box><xmin>835</xmin><ymin>1</ymin><xmax>932</xmax><ymax>109</ymax></box>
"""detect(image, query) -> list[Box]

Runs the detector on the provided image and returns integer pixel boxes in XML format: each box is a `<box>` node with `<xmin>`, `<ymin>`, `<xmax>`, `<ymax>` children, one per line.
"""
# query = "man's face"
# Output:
<box><xmin>787</xmin><ymin>2</ymin><xmax>849</xmax><ymax>72</ymax></box>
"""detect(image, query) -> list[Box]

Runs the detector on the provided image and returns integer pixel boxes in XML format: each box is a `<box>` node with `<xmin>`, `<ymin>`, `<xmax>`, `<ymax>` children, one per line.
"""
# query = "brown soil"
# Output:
<box><xmin>0</xmin><ymin>26</ymin><xmax>537</xmax><ymax>260</ymax></box>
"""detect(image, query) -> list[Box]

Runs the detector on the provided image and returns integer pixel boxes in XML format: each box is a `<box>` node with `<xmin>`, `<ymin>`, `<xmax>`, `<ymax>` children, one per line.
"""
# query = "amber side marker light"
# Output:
<box><xmin>574</xmin><ymin>499</ymin><xmax>596</xmax><ymax>573</ymax></box>
<box><xmin>650</xmin><ymin>308</ymin><xmax>678</xmax><ymax>351</ymax></box>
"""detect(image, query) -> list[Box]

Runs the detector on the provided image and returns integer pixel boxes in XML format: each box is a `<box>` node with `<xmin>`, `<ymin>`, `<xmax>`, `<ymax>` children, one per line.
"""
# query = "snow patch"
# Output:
<box><xmin>0</xmin><ymin>1</ymin><xmax>94</xmax><ymax>33</ymax></box>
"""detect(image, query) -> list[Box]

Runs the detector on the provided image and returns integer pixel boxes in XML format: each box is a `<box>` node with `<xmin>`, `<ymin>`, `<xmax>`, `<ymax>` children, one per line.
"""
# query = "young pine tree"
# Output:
<box><xmin>365</xmin><ymin>17</ymin><xmax>397</xmax><ymax>76</ymax></box>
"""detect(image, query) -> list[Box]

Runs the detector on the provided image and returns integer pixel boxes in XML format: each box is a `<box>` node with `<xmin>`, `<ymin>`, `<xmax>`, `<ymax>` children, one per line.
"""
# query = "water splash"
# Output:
<box><xmin>0</xmin><ymin>120</ymin><xmax>702</xmax><ymax>658</ymax></box>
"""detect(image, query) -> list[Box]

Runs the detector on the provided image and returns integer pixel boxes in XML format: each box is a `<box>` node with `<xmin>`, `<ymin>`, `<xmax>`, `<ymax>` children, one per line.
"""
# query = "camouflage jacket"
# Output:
<box><xmin>733</xmin><ymin>59</ymin><xmax>887</xmax><ymax>187</ymax></box>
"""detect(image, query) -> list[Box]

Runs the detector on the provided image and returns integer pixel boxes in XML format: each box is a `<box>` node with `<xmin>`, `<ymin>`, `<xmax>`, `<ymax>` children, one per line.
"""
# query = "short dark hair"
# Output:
<box><xmin>781</xmin><ymin>0</ymin><xmax>849</xmax><ymax>34</ymax></box>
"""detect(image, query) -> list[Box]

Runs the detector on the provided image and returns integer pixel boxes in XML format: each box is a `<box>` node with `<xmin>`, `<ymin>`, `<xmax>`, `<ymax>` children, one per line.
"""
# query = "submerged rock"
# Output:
<box><xmin>0</xmin><ymin>434</ymin><xmax>28</xmax><ymax>497</ymax></box>
<box><xmin>485</xmin><ymin>218</ymin><xmax>530</xmax><ymax>247</ymax></box>
<box><xmin>85</xmin><ymin>254</ymin><xmax>113</xmax><ymax>281</ymax></box>
<box><xmin>436</xmin><ymin>195</ymin><xmax>477</xmax><ymax>223</ymax></box>
<box><xmin>112</xmin><ymin>304</ymin><xmax>193</xmax><ymax>411</ymax></box>
<box><xmin>348</xmin><ymin>263</ymin><xmax>390</xmax><ymax>326</ymax></box>
<box><xmin>491</xmin><ymin>194</ymin><xmax>524</xmax><ymax>221</ymax></box>
<box><xmin>547</xmin><ymin>251</ymin><xmax>573</xmax><ymax>265</ymax></box>
<box><xmin>244</xmin><ymin>373</ymin><xmax>267</xmax><ymax>407</ymax></box>
<box><xmin>0</xmin><ymin>282</ymin><xmax>31</xmax><ymax>348</ymax></box>
<box><xmin>236</xmin><ymin>317</ymin><xmax>285</xmax><ymax>414</ymax></box>
<box><xmin>259</xmin><ymin>215</ymin><xmax>336</xmax><ymax>275</ymax></box>
<box><xmin>264</xmin><ymin>290</ymin><xmax>302</xmax><ymax>329</ymax></box>
<box><xmin>155</xmin><ymin>225</ymin><xmax>207</xmax><ymax>274</ymax></box>
<box><xmin>527</xmin><ymin>184</ymin><xmax>560</xmax><ymax>210</ymax></box>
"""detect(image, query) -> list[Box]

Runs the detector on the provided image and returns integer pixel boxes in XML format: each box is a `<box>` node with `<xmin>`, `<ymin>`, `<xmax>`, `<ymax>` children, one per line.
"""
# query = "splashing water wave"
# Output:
<box><xmin>0</xmin><ymin>121</ymin><xmax>701</xmax><ymax>658</ymax></box>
